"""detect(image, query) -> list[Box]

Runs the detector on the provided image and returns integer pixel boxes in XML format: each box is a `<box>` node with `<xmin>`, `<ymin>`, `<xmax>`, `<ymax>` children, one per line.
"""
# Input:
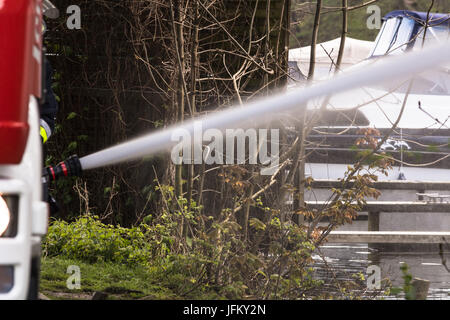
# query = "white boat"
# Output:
<box><xmin>289</xmin><ymin>10</ymin><xmax>450</xmax><ymax>233</ymax></box>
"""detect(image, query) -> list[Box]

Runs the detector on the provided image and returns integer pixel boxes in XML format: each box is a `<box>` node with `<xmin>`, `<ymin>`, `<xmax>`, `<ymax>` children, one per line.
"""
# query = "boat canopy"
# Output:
<box><xmin>384</xmin><ymin>10</ymin><xmax>450</xmax><ymax>27</ymax></box>
<box><xmin>369</xmin><ymin>10</ymin><xmax>450</xmax><ymax>58</ymax></box>
<box><xmin>288</xmin><ymin>37</ymin><xmax>373</xmax><ymax>81</ymax></box>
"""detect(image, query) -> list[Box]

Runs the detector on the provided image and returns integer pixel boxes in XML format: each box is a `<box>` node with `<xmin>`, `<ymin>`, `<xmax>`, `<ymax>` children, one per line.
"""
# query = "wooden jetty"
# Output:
<box><xmin>307</xmin><ymin>180</ymin><xmax>450</xmax><ymax>244</ymax></box>
<box><xmin>326</xmin><ymin>231</ymin><xmax>450</xmax><ymax>244</ymax></box>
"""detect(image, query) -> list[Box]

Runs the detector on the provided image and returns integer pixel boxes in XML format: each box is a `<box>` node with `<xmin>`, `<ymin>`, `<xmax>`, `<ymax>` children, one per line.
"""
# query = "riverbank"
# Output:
<box><xmin>39</xmin><ymin>257</ymin><xmax>224</xmax><ymax>300</ymax></box>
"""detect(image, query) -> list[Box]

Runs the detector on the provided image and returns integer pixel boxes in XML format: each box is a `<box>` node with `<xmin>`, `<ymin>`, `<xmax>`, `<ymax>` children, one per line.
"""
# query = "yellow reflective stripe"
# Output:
<box><xmin>40</xmin><ymin>126</ymin><xmax>48</xmax><ymax>143</ymax></box>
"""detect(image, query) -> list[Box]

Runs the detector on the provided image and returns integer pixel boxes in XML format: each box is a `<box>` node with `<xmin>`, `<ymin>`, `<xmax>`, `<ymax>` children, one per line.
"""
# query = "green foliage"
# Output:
<box><xmin>66</xmin><ymin>112</ymin><xmax>78</xmax><ymax>120</ymax></box>
<box><xmin>43</xmin><ymin>216</ymin><xmax>153</xmax><ymax>265</ymax></box>
<box><xmin>42</xmin><ymin>155</ymin><xmax>390</xmax><ymax>299</ymax></box>
<box><xmin>143</xmin><ymin>184</ymin><xmax>323</xmax><ymax>300</ymax></box>
<box><xmin>40</xmin><ymin>257</ymin><xmax>182</xmax><ymax>300</ymax></box>
<box><xmin>43</xmin><ymin>182</ymin><xmax>324</xmax><ymax>299</ymax></box>
<box><xmin>389</xmin><ymin>263</ymin><xmax>415</xmax><ymax>300</ymax></box>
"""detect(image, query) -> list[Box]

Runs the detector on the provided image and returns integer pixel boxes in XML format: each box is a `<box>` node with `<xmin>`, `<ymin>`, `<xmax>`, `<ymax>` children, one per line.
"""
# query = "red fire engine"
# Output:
<box><xmin>0</xmin><ymin>0</ymin><xmax>49</xmax><ymax>299</ymax></box>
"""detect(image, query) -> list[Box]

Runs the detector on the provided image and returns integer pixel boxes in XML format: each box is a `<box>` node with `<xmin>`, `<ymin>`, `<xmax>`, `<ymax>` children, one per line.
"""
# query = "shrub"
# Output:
<box><xmin>42</xmin><ymin>216</ymin><xmax>152</xmax><ymax>265</ymax></box>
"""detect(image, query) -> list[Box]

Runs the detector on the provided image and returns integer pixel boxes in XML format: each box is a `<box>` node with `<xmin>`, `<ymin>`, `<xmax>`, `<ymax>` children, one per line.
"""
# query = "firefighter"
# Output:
<box><xmin>41</xmin><ymin>3</ymin><xmax>60</xmax><ymax>214</ymax></box>
<box><xmin>40</xmin><ymin>1</ymin><xmax>59</xmax><ymax>144</ymax></box>
<box><xmin>40</xmin><ymin>57</ymin><xmax>58</xmax><ymax>145</ymax></box>
<box><xmin>41</xmin><ymin>56</ymin><xmax>61</xmax><ymax>215</ymax></box>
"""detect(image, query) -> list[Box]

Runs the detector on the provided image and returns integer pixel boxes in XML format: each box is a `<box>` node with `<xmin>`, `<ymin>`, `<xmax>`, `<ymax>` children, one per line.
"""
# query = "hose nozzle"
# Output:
<box><xmin>44</xmin><ymin>155</ymin><xmax>83</xmax><ymax>182</ymax></box>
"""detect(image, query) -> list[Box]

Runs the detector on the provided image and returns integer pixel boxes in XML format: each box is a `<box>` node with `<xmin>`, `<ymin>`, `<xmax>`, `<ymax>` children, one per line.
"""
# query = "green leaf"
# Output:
<box><xmin>186</xmin><ymin>237</ymin><xmax>193</xmax><ymax>249</ymax></box>
<box><xmin>67</xmin><ymin>141</ymin><xmax>77</xmax><ymax>151</ymax></box>
<box><xmin>67</xmin><ymin>112</ymin><xmax>78</xmax><ymax>120</ymax></box>
<box><xmin>249</xmin><ymin>218</ymin><xmax>266</xmax><ymax>231</ymax></box>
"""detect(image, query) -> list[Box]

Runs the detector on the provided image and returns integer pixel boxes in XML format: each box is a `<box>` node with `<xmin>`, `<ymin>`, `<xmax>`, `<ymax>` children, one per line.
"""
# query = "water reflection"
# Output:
<box><xmin>314</xmin><ymin>243</ymin><xmax>450</xmax><ymax>300</ymax></box>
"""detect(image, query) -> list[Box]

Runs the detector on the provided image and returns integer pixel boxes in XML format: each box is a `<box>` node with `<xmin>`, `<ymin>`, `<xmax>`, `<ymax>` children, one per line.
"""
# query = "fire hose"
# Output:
<box><xmin>43</xmin><ymin>154</ymin><xmax>82</xmax><ymax>183</ymax></box>
<box><xmin>42</xmin><ymin>155</ymin><xmax>82</xmax><ymax>213</ymax></box>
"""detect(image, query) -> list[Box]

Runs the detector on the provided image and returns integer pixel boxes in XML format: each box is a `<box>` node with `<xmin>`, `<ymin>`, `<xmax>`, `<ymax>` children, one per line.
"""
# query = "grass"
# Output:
<box><xmin>39</xmin><ymin>215</ymin><xmax>229</xmax><ymax>300</ymax></box>
<box><xmin>40</xmin><ymin>256</ymin><xmax>211</xmax><ymax>300</ymax></box>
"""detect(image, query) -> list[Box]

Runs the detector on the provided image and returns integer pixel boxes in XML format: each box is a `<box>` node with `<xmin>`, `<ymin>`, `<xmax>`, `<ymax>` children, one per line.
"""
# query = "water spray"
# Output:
<box><xmin>46</xmin><ymin>42</ymin><xmax>450</xmax><ymax>179</ymax></box>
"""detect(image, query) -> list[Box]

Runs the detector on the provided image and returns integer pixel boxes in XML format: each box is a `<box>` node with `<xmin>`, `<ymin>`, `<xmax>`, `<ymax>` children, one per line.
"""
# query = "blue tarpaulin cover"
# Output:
<box><xmin>384</xmin><ymin>10</ymin><xmax>450</xmax><ymax>27</ymax></box>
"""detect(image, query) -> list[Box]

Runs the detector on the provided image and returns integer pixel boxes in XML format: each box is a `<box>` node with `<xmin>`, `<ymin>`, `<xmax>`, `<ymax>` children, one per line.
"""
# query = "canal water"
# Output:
<box><xmin>303</xmin><ymin>164</ymin><xmax>450</xmax><ymax>299</ymax></box>
<box><xmin>313</xmin><ymin>241</ymin><xmax>450</xmax><ymax>300</ymax></box>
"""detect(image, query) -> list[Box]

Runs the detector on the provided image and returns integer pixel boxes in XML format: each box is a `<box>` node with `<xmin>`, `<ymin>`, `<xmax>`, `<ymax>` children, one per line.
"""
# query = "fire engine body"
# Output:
<box><xmin>0</xmin><ymin>0</ymin><xmax>49</xmax><ymax>299</ymax></box>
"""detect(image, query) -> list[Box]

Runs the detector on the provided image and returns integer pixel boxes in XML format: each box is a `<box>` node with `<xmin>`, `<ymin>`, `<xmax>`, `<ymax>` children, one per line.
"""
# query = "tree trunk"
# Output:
<box><xmin>308</xmin><ymin>0</ymin><xmax>322</xmax><ymax>80</ymax></box>
<box><xmin>335</xmin><ymin>0</ymin><xmax>348</xmax><ymax>72</ymax></box>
